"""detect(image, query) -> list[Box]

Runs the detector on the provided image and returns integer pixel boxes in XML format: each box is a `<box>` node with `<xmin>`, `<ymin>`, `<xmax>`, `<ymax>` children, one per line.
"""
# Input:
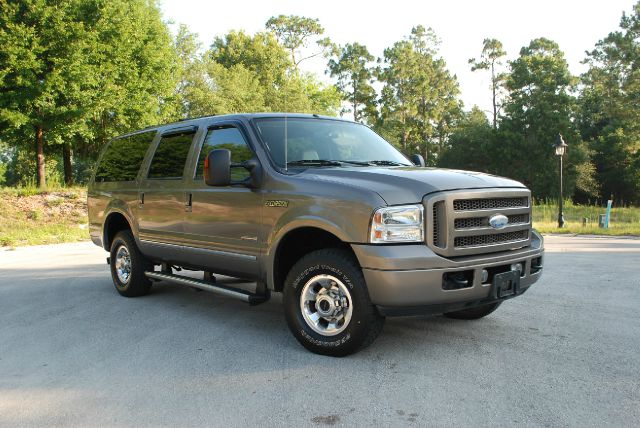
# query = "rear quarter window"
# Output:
<box><xmin>94</xmin><ymin>131</ymin><xmax>156</xmax><ymax>182</ymax></box>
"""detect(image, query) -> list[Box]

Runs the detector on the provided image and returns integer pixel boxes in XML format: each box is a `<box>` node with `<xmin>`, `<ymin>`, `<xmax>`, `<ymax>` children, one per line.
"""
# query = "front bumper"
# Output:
<box><xmin>352</xmin><ymin>230</ymin><xmax>544</xmax><ymax>316</ymax></box>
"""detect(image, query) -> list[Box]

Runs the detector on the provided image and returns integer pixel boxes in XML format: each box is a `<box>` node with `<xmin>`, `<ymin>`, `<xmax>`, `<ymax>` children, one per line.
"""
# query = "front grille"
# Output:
<box><xmin>454</xmin><ymin>217</ymin><xmax>484</xmax><ymax>229</ymax></box>
<box><xmin>425</xmin><ymin>189</ymin><xmax>532</xmax><ymax>257</ymax></box>
<box><xmin>453</xmin><ymin>197</ymin><xmax>528</xmax><ymax>211</ymax></box>
<box><xmin>507</xmin><ymin>213</ymin><xmax>529</xmax><ymax>224</ymax></box>
<box><xmin>454</xmin><ymin>213</ymin><xmax>530</xmax><ymax>229</ymax></box>
<box><xmin>432</xmin><ymin>201</ymin><xmax>445</xmax><ymax>248</ymax></box>
<box><xmin>454</xmin><ymin>230</ymin><xmax>529</xmax><ymax>248</ymax></box>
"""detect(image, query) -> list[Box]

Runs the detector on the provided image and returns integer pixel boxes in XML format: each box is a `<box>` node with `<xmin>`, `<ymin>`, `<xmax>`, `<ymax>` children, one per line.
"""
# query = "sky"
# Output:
<box><xmin>160</xmin><ymin>0</ymin><xmax>636</xmax><ymax>116</ymax></box>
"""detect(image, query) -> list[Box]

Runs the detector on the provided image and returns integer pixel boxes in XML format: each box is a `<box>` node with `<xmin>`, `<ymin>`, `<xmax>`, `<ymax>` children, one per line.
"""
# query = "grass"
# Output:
<box><xmin>532</xmin><ymin>201</ymin><xmax>640</xmax><ymax>236</ymax></box>
<box><xmin>0</xmin><ymin>186</ymin><xmax>89</xmax><ymax>247</ymax></box>
<box><xmin>1</xmin><ymin>185</ymin><xmax>638</xmax><ymax>248</ymax></box>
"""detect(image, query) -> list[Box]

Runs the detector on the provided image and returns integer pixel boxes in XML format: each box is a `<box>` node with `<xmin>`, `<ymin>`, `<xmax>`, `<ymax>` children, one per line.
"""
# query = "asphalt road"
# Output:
<box><xmin>1</xmin><ymin>236</ymin><xmax>639</xmax><ymax>427</ymax></box>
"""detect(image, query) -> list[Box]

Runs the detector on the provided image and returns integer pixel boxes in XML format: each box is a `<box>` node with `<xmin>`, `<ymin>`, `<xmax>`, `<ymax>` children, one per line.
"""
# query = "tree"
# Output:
<box><xmin>438</xmin><ymin>106</ymin><xmax>496</xmax><ymax>172</ymax></box>
<box><xmin>378</xmin><ymin>26</ymin><xmax>462</xmax><ymax>164</ymax></box>
<box><xmin>174</xmin><ymin>30</ymin><xmax>340</xmax><ymax>117</ymax></box>
<box><xmin>84</xmin><ymin>0</ymin><xmax>179</xmax><ymax>152</ymax></box>
<box><xmin>265</xmin><ymin>15</ymin><xmax>333</xmax><ymax>69</ymax></box>
<box><xmin>0</xmin><ymin>0</ymin><xmax>179</xmax><ymax>187</ymax></box>
<box><xmin>327</xmin><ymin>43</ymin><xmax>377</xmax><ymax>122</ymax></box>
<box><xmin>580</xmin><ymin>2</ymin><xmax>640</xmax><ymax>204</ymax></box>
<box><xmin>468</xmin><ymin>38</ymin><xmax>507</xmax><ymax>129</ymax></box>
<box><xmin>0</xmin><ymin>0</ymin><xmax>93</xmax><ymax>187</ymax></box>
<box><xmin>500</xmin><ymin>38</ymin><xmax>595</xmax><ymax>199</ymax></box>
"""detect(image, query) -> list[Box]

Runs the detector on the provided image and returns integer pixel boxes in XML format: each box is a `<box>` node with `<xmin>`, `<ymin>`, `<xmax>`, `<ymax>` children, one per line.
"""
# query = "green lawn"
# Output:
<box><xmin>0</xmin><ymin>187</ymin><xmax>89</xmax><ymax>247</ymax></box>
<box><xmin>1</xmin><ymin>186</ymin><xmax>638</xmax><ymax>248</ymax></box>
<box><xmin>532</xmin><ymin>201</ymin><xmax>640</xmax><ymax>236</ymax></box>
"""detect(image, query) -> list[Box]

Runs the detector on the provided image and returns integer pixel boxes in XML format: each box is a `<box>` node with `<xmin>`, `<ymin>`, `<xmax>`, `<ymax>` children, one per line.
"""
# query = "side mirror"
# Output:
<box><xmin>410</xmin><ymin>154</ymin><xmax>425</xmax><ymax>167</ymax></box>
<box><xmin>204</xmin><ymin>149</ymin><xmax>231</xmax><ymax>186</ymax></box>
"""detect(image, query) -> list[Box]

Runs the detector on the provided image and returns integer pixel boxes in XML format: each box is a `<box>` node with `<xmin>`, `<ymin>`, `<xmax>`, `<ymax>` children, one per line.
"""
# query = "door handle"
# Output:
<box><xmin>185</xmin><ymin>193</ymin><xmax>192</xmax><ymax>212</ymax></box>
<box><xmin>138</xmin><ymin>192</ymin><xmax>144</xmax><ymax>207</ymax></box>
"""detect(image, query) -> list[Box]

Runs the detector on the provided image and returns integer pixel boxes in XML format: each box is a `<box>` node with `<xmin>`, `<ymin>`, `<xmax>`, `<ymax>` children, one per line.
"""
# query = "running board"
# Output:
<box><xmin>144</xmin><ymin>271</ymin><xmax>269</xmax><ymax>305</ymax></box>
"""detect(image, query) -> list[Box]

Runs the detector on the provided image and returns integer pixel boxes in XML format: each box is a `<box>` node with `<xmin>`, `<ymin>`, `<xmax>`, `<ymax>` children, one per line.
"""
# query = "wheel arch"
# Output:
<box><xmin>103</xmin><ymin>210</ymin><xmax>134</xmax><ymax>251</ymax></box>
<box><xmin>269</xmin><ymin>225</ymin><xmax>360</xmax><ymax>293</ymax></box>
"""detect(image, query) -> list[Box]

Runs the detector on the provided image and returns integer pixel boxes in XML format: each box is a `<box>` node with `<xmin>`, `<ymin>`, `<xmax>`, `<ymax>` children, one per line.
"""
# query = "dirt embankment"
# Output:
<box><xmin>0</xmin><ymin>188</ymin><xmax>88</xmax><ymax>246</ymax></box>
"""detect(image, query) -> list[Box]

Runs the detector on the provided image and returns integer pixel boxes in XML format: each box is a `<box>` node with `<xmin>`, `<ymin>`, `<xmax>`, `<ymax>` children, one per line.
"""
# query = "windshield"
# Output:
<box><xmin>253</xmin><ymin>118</ymin><xmax>412</xmax><ymax>169</ymax></box>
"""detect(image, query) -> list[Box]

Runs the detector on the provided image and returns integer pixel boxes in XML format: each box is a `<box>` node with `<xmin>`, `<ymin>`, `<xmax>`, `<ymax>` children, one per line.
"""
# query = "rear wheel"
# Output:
<box><xmin>283</xmin><ymin>248</ymin><xmax>384</xmax><ymax>357</ymax></box>
<box><xmin>443</xmin><ymin>301</ymin><xmax>502</xmax><ymax>320</ymax></box>
<box><xmin>109</xmin><ymin>230</ymin><xmax>152</xmax><ymax>297</ymax></box>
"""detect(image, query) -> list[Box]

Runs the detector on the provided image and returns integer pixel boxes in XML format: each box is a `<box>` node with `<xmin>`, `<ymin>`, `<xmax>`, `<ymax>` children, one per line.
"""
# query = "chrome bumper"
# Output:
<box><xmin>351</xmin><ymin>230</ymin><xmax>544</xmax><ymax>314</ymax></box>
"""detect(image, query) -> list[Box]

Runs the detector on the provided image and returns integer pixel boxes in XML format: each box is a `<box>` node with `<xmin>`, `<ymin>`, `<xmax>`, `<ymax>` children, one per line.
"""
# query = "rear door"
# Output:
<box><xmin>137</xmin><ymin>127</ymin><xmax>198</xmax><ymax>246</ymax></box>
<box><xmin>182</xmin><ymin>122</ymin><xmax>263</xmax><ymax>277</ymax></box>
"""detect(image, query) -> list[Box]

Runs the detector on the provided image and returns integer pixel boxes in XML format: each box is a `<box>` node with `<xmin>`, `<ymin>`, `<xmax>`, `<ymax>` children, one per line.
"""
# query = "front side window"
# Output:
<box><xmin>253</xmin><ymin>118</ymin><xmax>411</xmax><ymax>169</ymax></box>
<box><xmin>94</xmin><ymin>131</ymin><xmax>155</xmax><ymax>182</ymax></box>
<box><xmin>148</xmin><ymin>130</ymin><xmax>195</xmax><ymax>179</ymax></box>
<box><xmin>196</xmin><ymin>126</ymin><xmax>253</xmax><ymax>181</ymax></box>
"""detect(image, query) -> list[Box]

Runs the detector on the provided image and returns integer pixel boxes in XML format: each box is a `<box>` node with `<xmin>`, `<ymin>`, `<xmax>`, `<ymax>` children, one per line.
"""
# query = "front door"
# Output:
<box><xmin>182</xmin><ymin>123</ymin><xmax>263</xmax><ymax>278</ymax></box>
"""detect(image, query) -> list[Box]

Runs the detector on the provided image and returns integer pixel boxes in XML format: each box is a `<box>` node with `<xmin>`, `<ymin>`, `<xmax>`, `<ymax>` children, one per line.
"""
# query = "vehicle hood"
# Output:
<box><xmin>303</xmin><ymin>167</ymin><xmax>527</xmax><ymax>205</ymax></box>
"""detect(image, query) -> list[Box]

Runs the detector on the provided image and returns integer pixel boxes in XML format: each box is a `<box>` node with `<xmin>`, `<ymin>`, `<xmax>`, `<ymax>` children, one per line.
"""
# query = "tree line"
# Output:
<box><xmin>0</xmin><ymin>0</ymin><xmax>638</xmax><ymax>205</ymax></box>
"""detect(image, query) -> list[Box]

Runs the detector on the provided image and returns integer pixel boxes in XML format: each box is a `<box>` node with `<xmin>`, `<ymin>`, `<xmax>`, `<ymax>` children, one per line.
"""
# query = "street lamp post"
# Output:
<box><xmin>554</xmin><ymin>134</ymin><xmax>568</xmax><ymax>228</ymax></box>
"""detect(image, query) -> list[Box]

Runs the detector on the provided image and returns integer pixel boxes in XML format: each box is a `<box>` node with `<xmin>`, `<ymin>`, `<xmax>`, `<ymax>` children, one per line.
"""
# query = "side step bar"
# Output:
<box><xmin>144</xmin><ymin>271</ymin><xmax>269</xmax><ymax>305</ymax></box>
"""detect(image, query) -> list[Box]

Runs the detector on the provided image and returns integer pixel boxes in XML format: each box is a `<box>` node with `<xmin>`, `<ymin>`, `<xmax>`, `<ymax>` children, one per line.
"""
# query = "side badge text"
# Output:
<box><xmin>265</xmin><ymin>200</ymin><xmax>289</xmax><ymax>208</ymax></box>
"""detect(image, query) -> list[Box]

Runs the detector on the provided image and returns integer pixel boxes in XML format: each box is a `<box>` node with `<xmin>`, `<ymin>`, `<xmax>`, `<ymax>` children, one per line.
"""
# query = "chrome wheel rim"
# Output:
<box><xmin>300</xmin><ymin>274</ymin><xmax>353</xmax><ymax>336</ymax></box>
<box><xmin>114</xmin><ymin>245</ymin><xmax>132</xmax><ymax>284</ymax></box>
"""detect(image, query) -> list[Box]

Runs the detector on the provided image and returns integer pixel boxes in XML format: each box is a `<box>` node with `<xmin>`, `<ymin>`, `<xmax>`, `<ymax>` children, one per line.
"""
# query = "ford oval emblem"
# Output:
<box><xmin>489</xmin><ymin>214</ymin><xmax>509</xmax><ymax>230</ymax></box>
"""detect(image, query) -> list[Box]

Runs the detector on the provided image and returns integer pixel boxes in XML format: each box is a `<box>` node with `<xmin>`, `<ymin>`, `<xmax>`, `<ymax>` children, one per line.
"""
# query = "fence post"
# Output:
<box><xmin>604</xmin><ymin>200</ymin><xmax>612</xmax><ymax>228</ymax></box>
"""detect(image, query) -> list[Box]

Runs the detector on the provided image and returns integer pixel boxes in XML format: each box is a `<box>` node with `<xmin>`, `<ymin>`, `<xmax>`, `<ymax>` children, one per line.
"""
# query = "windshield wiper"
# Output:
<box><xmin>286</xmin><ymin>159</ymin><xmax>344</xmax><ymax>167</ymax></box>
<box><xmin>339</xmin><ymin>160</ymin><xmax>375</xmax><ymax>166</ymax></box>
<box><xmin>369</xmin><ymin>160</ymin><xmax>410</xmax><ymax>166</ymax></box>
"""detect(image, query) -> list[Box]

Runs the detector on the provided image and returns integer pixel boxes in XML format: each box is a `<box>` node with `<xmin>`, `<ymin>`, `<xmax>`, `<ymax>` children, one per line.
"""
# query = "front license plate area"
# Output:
<box><xmin>493</xmin><ymin>271</ymin><xmax>520</xmax><ymax>299</ymax></box>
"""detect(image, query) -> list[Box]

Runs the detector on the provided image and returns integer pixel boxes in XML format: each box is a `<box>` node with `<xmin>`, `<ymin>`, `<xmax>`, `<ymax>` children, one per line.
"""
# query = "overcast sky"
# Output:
<box><xmin>160</xmin><ymin>0</ymin><xmax>635</xmax><ymax>115</ymax></box>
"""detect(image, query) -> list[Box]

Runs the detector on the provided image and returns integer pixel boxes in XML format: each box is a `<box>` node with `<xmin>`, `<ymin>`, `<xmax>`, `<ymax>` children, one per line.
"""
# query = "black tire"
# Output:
<box><xmin>283</xmin><ymin>248</ymin><xmax>384</xmax><ymax>357</ymax></box>
<box><xmin>109</xmin><ymin>230</ymin><xmax>153</xmax><ymax>297</ymax></box>
<box><xmin>443</xmin><ymin>301</ymin><xmax>502</xmax><ymax>320</ymax></box>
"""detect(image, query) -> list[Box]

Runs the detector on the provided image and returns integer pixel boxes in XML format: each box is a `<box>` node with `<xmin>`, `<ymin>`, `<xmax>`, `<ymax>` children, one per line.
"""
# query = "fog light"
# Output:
<box><xmin>510</xmin><ymin>263</ymin><xmax>523</xmax><ymax>273</ymax></box>
<box><xmin>481</xmin><ymin>269</ymin><xmax>489</xmax><ymax>283</ymax></box>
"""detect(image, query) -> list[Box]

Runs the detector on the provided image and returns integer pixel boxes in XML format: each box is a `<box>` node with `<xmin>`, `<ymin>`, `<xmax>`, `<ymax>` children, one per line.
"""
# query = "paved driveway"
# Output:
<box><xmin>1</xmin><ymin>236</ymin><xmax>638</xmax><ymax>427</ymax></box>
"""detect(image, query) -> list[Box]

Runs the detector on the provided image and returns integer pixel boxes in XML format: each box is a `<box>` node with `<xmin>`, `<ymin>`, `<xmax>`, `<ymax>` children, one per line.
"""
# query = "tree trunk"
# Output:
<box><xmin>35</xmin><ymin>125</ymin><xmax>46</xmax><ymax>188</ymax></box>
<box><xmin>352</xmin><ymin>80</ymin><xmax>358</xmax><ymax>122</ymax></box>
<box><xmin>491</xmin><ymin>62</ymin><xmax>498</xmax><ymax>129</ymax></box>
<box><xmin>424</xmin><ymin>140</ymin><xmax>429</xmax><ymax>166</ymax></box>
<box><xmin>402</xmin><ymin>129</ymin><xmax>408</xmax><ymax>152</ymax></box>
<box><xmin>63</xmin><ymin>143</ymin><xmax>74</xmax><ymax>186</ymax></box>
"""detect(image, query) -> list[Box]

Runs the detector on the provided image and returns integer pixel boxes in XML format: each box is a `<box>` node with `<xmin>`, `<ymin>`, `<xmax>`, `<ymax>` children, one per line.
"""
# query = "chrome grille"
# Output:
<box><xmin>425</xmin><ymin>189</ymin><xmax>532</xmax><ymax>257</ymax></box>
<box><xmin>454</xmin><ymin>213</ymin><xmax>530</xmax><ymax>230</ymax></box>
<box><xmin>453</xmin><ymin>197</ymin><xmax>528</xmax><ymax>211</ymax></box>
<box><xmin>454</xmin><ymin>217</ymin><xmax>484</xmax><ymax>229</ymax></box>
<box><xmin>507</xmin><ymin>213</ymin><xmax>529</xmax><ymax>224</ymax></box>
<box><xmin>454</xmin><ymin>230</ymin><xmax>529</xmax><ymax>248</ymax></box>
<box><xmin>432</xmin><ymin>201</ymin><xmax>445</xmax><ymax>248</ymax></box>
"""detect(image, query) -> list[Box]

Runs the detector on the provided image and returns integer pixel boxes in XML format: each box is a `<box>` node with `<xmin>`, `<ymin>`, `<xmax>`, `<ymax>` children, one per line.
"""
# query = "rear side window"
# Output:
<box><xmin>148</xmin><ymin>130</ymin><xmax>196</xmax><ymax>179</ymax></box>
<box><xmin>196</xmin><ymin>126</ymin><xmax>253</xmax><ymax>180</ymax></box>
<box><xmin>94</xmin><ymin>131</ymin><xmax>155</xmax><ymax>182</ymax></box>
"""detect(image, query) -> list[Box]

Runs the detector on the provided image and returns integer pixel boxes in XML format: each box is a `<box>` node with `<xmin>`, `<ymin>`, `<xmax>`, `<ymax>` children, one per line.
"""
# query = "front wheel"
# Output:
<box><xmin>283</xmin><ymin>249</ymin><xmax>385</xmax><ymax>357</ymax></box>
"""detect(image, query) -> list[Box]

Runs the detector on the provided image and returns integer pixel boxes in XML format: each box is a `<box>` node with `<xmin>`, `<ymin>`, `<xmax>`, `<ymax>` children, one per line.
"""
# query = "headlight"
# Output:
<box><xmin>370</xmin><ymin>204</ymin><xmax>424</xmax><ymax>243</ymax></box>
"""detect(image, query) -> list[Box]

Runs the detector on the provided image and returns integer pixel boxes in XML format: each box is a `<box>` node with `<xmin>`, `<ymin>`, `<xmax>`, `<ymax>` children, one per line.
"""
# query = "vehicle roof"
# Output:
<box><xmin>117</xmin><ymin>113</ymin><xmax>353</xmax><ymax>140</ymax></box>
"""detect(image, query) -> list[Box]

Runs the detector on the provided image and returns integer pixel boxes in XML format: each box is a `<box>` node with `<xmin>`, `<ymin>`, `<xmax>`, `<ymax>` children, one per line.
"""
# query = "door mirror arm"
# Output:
<box><xmin>239</xmin><ymin>156</ymin><xmax>263</xmax><ymax>189</ymax></box>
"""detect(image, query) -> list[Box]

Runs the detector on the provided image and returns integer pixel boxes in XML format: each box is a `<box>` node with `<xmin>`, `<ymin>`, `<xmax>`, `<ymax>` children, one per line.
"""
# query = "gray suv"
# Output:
<box><xmin>88</xmin><ymin>113</ymin><xmax>543</xmax><ymax>356</ymax></box>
